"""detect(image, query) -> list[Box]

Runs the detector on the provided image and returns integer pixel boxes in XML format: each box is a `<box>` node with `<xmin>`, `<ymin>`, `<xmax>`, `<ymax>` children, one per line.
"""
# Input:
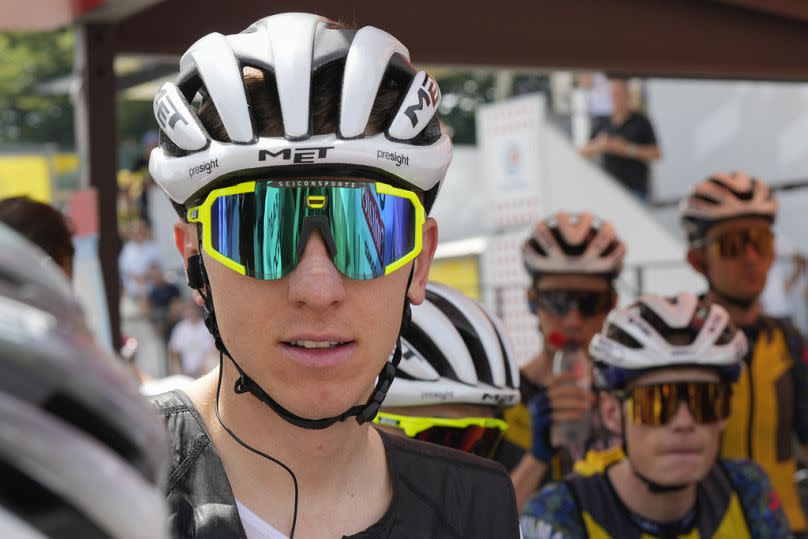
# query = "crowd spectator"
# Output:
<box><xmin>142</xmin><ymin>263</ymin><xmax>182</xmax><ymax>342</ymax></box>
<box><xmin>118</xmin><ymin>218</ymin><xmax>162</xmax><ymax>301</ymax></box>
<box><xmin>579</xmin><ymin>77</ymin><xmax>661</xmax><ymax>200</ymax></box>
<box><xmin>168</xmin><ymin>299</ymin><xmax>215</xmax><ymax>378</ymax></box>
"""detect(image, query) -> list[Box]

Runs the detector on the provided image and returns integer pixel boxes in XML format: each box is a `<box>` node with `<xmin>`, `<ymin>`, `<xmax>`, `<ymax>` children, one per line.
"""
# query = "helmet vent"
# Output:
<box><xmin>404</xmin><ymin>324</ymin><xmax>457</xmax><ymax>382</ymax></box>
<box><xmin>426</xmin><ymin>290</ymin><xmax>495</xmax><ymax>385</ymax></box>
<box><xmin>0</xmin><ymin>458</ymin><xmax>107</xmax><ymax>538</ymax></box>
<box><xmin>605</xmin><ymin>324</ymin><xmax>643</xmax><ymax>349</ymax></box>
<box><xmin>639</xmin><ymin>303</ymin><xmax>700</xmax><ymax>346</ymax></box>
<box><xmin>43</xmin><ymin>394</ymin><xmax>142</xmax><ymax>480</ymax></box>
<box><xmin>527</xmin><ymin>238</ymin><xmax>547</xmax><ymax>257</ymax></box>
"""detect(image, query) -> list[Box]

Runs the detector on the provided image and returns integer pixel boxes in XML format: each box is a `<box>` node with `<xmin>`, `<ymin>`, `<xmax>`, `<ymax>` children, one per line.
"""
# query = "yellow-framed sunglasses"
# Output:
<box><xmin>373</xmin><ymin>411</ymin><xmax>508</xmax><ymax>458</ymax></box>
<box><xmin>187</xmin><ymin>178</ymin><xmax>425</xmax><ymax>280</ymax></box>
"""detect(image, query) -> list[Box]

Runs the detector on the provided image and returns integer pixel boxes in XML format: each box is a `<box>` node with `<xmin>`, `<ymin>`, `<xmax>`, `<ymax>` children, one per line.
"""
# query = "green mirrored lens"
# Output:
<box><xmin>209</xmin><ymin>181</ymin><xmax>416</xmax><ymax>280</ymax></box>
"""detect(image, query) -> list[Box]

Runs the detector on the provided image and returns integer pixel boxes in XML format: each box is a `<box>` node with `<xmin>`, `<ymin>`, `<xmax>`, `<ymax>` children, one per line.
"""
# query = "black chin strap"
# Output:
<box><xmin>618</xmin><ymin>403</ymin><xmax>689</xmax><ymax>494</ymax></box>
<box><xmin>187</xmin><ymin>253</ymin><xmax>411</xmax><ymax>430</ymax></box>
<box><xmin>708</xmin><ymin>284</ymin><xmax>757</xmax><ymax>310</ymax></box>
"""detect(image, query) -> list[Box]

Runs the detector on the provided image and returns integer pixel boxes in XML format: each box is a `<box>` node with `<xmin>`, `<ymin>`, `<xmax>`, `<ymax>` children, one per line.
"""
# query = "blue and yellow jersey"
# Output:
<box><xmin>722</xmin><ymin>316</ymin><xmax>808</xmax><ymax>533</ymax></box>
<box><xmin>520</xmin><ymin>458</ymin><xmax>789</xmax><ymax>539</ymax></box>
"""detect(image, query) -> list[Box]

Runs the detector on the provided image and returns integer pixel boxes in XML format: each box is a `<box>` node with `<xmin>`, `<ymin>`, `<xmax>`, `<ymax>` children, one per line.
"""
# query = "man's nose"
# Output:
<box><xmin>287</xmin><ymin>229</ymin><xmax>346</xmax><ymax>309</ymax></box>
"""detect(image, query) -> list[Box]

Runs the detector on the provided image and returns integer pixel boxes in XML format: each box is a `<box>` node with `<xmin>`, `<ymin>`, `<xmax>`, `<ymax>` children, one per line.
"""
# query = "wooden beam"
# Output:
<box><xmin>75</xmin><ymin>23</ymin><xmax>122</xmax><ymax>348</ymax></box>
<box><xmin>114</xmin><ymin>0</ymin><xmax>808</xmax><ymax>81</ymax></box>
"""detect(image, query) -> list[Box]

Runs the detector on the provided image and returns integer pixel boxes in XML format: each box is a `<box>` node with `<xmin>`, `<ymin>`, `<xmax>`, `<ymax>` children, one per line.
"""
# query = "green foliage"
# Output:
<box><xmin>436</xmin><ymin>72</ymin><xmax>550</xmax><ymax>145</ymax></box>
<box><xmin>0</xmin><ymin>29</ymin><xmax>75</xmax><ymax>146</ymax></box>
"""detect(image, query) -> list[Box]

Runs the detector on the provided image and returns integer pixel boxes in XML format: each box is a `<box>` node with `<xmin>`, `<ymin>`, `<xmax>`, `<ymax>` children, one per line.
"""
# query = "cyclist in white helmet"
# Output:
<box><xmin>148</xmin><ymin>13</ymin><xmax>519</xmax><ymax>538</ymax></box>
<box><xmin>681</xmin><ymin>171</ymin><xmax>808</xmax><ymax>536</ymax></box>
<box><xmin>0</xmin><ymin>224</ymin><xmax>170</xmax><ymax>539</ymax></box>
<box><xmin>521</xmin><ymin>292</ymin><xmax>790</xmax><ymax>538</ymax></box>
<box><xmin>375</xmin><ymin>283</ymin><xmax>522</xmax><ymax>467</ymax></box>
<box><xmin>507</xmin><ymin>211</ymin><xmax>626</xmax><ymax>506</ymax></box>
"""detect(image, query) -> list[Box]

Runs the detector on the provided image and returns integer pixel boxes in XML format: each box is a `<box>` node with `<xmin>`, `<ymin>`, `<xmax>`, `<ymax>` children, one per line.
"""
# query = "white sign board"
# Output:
<box><xmin>483</xmin><ymin>229</ymin><xmax>540</xmax><ymax>367</ymax></box>
<box><xmin>477</xmin><ymin>94</ymin><xmax>546</xmax><ymax>229</ymax></box>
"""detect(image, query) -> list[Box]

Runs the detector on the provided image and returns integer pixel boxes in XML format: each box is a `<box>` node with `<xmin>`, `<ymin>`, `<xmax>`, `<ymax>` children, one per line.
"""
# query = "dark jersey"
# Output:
<box><xmin>590</xmin><ymin>112</ymin><xmax>657</xmax><ymax>197</ymax></box>
<box><xmin>151</xmin><ymin>390</ymin><xmax>520</xmax><ymax>538</ymax></box>
<box><xmin>520</xmin><ymin>458</ymin><xmax>789</xmax><ymax>538</ymax></box>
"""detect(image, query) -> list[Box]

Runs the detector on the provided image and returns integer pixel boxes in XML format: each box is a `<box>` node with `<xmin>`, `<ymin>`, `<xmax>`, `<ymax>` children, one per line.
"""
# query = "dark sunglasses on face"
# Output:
<box><xmin>529</xmin><ymin>289</ymin><xmax>613</xmax><ymax>317</ymax></box>
<box><xmin>622</xmin><ymin>381</ymin><xmax>731</xmax><ymax>426</ymax></box>
<box><xmin>698</xmin><ymin>228</ymin><xmax>774</xmax><ymax>259</ymax></box>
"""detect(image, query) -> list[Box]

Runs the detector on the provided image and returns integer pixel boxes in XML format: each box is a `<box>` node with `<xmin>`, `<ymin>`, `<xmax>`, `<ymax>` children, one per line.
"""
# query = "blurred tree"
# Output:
<box><xmin>0</xmin><ymin>29</ymin><xmax>161</xmax><ymax>152</ymax></box>
<box><xmin>436</xmin><ymin>71</ymin><xmax>550</xmax><ymax>145</ymax></box>
<box><xmin>435</xmin><ymin>72</ymin><xmax>495</xmax><ymax>145</ymax></box>
<box><xmin>0</xmin><ymin>30</ymin><xmax>75</xmax><ymax>147</ymax></box>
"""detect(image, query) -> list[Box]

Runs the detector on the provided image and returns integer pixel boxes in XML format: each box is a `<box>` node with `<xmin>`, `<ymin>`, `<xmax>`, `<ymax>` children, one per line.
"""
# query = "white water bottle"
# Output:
<box><xmin>549</xmin><ymin>333</ymin><xmax>592</xmax><ymax>450</ymax></box>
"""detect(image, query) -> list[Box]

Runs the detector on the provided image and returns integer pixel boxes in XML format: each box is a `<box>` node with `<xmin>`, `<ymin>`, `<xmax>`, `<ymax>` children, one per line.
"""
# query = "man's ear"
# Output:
<box><xmin>174</xmin><ymin>220</ymin><xmax>199</xmax><ymax>265</ymax></box>
<box><xmin>407</xmin><ymin>217</ymin><xmax>438</xmax><ymax>305</ymax></box>
<box><xmin>599</xmin><ymin>391</ymin><xmax>623</xmax><ymax>435</ymax></box>
<box><xmin>174</xmin><ymin>220</ymin><xmax>205</xmax><ymax>307</ymax></box>
<box><xmin>687</xmin><ymin>247</ymin><xmax>706</xmax><ymax>275</ymax></box>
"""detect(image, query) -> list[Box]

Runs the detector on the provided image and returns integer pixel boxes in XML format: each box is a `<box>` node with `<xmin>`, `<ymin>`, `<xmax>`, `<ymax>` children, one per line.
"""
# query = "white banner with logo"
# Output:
<box><xmin>482</xmin><ymin>228</ymin><xmax>540</xmax><ymax>367</ymax></box>
<box><xmin>476</xmin><ymin>94</ymin><xmax>546</xmax><ymax>230</ymax></box>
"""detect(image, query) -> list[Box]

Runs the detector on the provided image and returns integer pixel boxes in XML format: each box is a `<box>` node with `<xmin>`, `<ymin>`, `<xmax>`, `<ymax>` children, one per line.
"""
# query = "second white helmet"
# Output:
<box><xmin>385</xmin><ymin>283</ymin><xmax>520</xmax><ymax>408</ymax></box>
<box><xmin>589</xmin><ymin>292</ymin><xmax>747</xmax><ymax>390</ymax></box>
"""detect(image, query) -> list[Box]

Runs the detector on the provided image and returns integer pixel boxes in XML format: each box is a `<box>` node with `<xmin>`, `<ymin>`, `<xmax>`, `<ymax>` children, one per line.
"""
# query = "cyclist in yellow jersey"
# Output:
<box><xmin>508</xmin><ymin>211</ymin><xmax>626</xmax><ymax>507</ymax></box>
<box><xmin>681</xmin><ymin>172</ymin><xmax>808</xmax><ymax>537</ymax></box>
<box><xmin>521</xmin><ymin>293</ymin><xmax>790</xmax><ymax>539</ymax></box>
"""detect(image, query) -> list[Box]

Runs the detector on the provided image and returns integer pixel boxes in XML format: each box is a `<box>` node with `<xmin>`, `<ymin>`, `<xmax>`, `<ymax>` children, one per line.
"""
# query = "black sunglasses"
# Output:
<box><xmin>529</xmin><ymin>289</ymin><xmax>613</xmax><ymax>317</ymax></box>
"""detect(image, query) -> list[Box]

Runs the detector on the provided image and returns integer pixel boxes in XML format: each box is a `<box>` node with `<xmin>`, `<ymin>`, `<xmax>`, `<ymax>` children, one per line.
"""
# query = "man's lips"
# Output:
<box><xmin>658</xmin><ymin>446</ymin><xmax>703</xmax><ymax>456</ymax></box>
<box><xmin>279</xmin><ymin>336</ymin><xmax>357</xmax><ymax>368</ymax></box>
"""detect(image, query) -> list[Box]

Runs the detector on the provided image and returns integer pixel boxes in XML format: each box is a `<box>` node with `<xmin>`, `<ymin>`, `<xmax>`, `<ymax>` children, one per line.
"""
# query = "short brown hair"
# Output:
<box><xmin>0</xmin><ymin>196</ymin><xmax>74</xmax><ymax>269</ymax></box>
<box><xmin>198</xmin><ymin>61</ymin><xmax>406</xmax><ymax>141</ymax></box>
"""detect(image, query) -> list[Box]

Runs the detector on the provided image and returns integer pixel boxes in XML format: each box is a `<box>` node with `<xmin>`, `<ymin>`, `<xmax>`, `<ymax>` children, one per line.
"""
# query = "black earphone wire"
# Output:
<box><xmin>213</xmin><ymin>350</ymin><xmax>300</xmax><ymax>538</ymax></box>
<box><xmin>194</xmin><ymin>265</ymin><xmax>300</xmax><ymax>538</ymax></box>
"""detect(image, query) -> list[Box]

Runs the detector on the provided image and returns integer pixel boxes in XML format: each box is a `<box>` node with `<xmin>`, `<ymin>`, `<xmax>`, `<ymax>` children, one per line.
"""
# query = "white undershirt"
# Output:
<box><xmin>235</xmin><ymin>500</ymin><xmax>289</xmax><ymax>539</ymax></box>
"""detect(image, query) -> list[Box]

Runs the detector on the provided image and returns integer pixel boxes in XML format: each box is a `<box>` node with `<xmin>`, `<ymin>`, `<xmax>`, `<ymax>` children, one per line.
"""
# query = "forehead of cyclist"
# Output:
<box><xmin>534</xmin><ymin>273</ymin><xmax>611</xmax><ymax>293</ymax></box>
<box><xmin>705</xmin><ymin>216</ymin><xmax>772</xmax><ymax>243</ymax></box>
<box><xmin>627</xmin><ymin>367</ymin><xmax>721</xmax><ymax>391</ymax></box>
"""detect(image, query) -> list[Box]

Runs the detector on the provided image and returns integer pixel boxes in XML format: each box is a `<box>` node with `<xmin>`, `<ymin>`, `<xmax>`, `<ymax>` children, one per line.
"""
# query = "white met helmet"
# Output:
<box><xmin>0</xmin><ymin>226</ymin><xmax>169</xmax><ymax>538</ymax></box>
<box><xmin>384</xmin><ymin>283</ymin><xmax>520</xmax><ymax>407</ymax></box>
<box><xmin>679</xmin><ymin>171</ymin><xmax>777</xmax><ymax>244</ymax></box>
<box><xmin>522</xmin><ymin>211</ymin><xmax>625</xmax><ymax>278</ymax></box>
<box><xmin>149</xmin><ymin>12</ymin><xmax>452</xmax><ymax>212</ymax></box>
<box><xmin>589</xmin><ymin>292</ymin><xmax>747</xmax><ymax>390</ymax></box>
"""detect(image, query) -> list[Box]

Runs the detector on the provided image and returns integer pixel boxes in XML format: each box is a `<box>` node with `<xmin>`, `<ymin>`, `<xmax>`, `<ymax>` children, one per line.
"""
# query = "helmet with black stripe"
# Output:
<box><xmin>0</xmin><ymin>224</ymin><xmax>169</xmax><ymax>539</ymax></box>
<box><xmin>679</xmin><ymin>171</ymin><xmax>777</xmax><ymax>245</ymax></box>
<box><xmin>385</xmin><ymin>283</ymin><xmax>520</xmax><ymax>408</ymax></box>
<box><xmin>589</xmin><ymin>292</ymin><xmax>747</xmax><ymax>390</ymax></box>
<box><xmin>522</xmin><ymin>211</ymin><xmax>625</xmax><ymax>279</ymax></box>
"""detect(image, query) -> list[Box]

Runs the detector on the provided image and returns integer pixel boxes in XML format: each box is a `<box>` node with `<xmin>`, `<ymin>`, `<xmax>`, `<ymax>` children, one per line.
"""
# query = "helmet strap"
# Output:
<box><xmin>185</xmin><ymin>251</ymin><xmax>411</xmax><ymax>430</ymax></box>
<box><xmin>707</xmin><ymin>284</ymin><xmax>758</xmax><ymax>310</ymax></box>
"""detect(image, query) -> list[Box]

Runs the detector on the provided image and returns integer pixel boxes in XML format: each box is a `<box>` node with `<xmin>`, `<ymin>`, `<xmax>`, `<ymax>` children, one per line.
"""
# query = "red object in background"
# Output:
<box><xmin>72</xmin><ymin>0</ymin><xmax>106</xmax><ymax>16</ymax></box>
<box><xmin>67</xmin><ymin>188</ymin><xmax>99</xmax><ymax>238</ymax></box>
<box><xmin>548</xmin><ymin>331</ymin><xmax>567</xmax><ymax>349</ymax></box>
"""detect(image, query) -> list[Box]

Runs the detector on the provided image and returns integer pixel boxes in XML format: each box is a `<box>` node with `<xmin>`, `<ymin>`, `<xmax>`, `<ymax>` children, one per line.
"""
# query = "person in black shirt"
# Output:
<box><xmin>143</xmin><ymin>263</ymin><xmax>182</xmax><ymax>343</ymax></box>
<box><xmin>147</xmin><ymin>12</ymin><xmax>520</xmax><ymax>539</ymax></box>
<box><xmin>579</xmin><ymin>77</ymin><xmax>661</xmax><ymax>200</ymax></box>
